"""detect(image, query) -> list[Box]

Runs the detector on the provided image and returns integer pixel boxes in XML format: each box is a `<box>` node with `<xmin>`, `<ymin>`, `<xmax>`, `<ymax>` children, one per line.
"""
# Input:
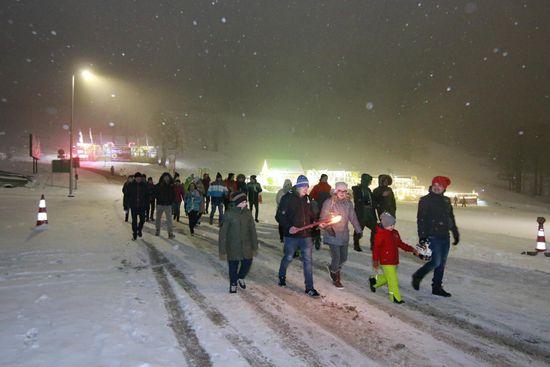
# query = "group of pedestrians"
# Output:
<box><xmin>122</xmin><ymin>169</ymin><xmax>459</xmax><ymax>302</ymax></box>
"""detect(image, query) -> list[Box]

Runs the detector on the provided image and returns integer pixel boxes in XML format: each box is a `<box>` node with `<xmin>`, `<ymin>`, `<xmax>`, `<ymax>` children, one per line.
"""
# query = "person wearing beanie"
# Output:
<box><xmin>320</xmin><ymin>182</ymin><xmax>362</xmax><ymax>289</ymax></box>
<box><xmin>310</xmin><ymin>174</ymin><xmax>332</xmax><ymax>250</ymax></box>
<box><xmin>219</xmin><ymin>191</ymin><xmax>258</xmax><ymax>293</ymax></box>
<box><xmin>412</xmin><ymin>176</ymin><xmax>459</xmax><ymax>297</ymax></box>
<box><xmin>369</xmin><ymin>212</ymin><xmax>417</xmax><ymax>304</ymax></box>
<box><xmin>246</xmin><ymin>175</ymin><xmax>263</xmax><ymax>223</ymax></box>
<box><xmin>351</xmin><ymin>173</ymin><xmax>377</xmax><ymax>252</ymax></box>
<box><xmin>275</xmin><ymin>175</ymin><xmax>321</xmax><ymax>297</ymax></box>
<box><xmin>372</xmin><ymin>174</ymin><xmax>397</xmax><ymax>220</ymax></box>
<box><xmin>125</xmin><ymin>172</ymin><xmax>149</xmax><ymax>240</ymax></box>
<box><xmin>207</xmin><ymin>173</ymin><xmax>229</xmax><ymax>227</ymax></box>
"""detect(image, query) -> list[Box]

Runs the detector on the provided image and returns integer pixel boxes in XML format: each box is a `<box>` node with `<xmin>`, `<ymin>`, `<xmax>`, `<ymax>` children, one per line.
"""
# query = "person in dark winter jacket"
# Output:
<box><xmin>372</xmin><ymin>174</ymin><xmax>396</xmax><ymax>219</ymax></box>
<box><xmin>126</xmin><ymin>172</ymin><xmax>149</xmax><ymax>240</ymax></box>
<box><xmin>276</xmin><ymin>175</ymin><xmax>321</xmax><ymax>298</ymax></box>
<box><xmin>320</xmin><ymin>182</ymin><xmax>362</xmax><ymax>289</ymax></box>
<box><xmin>219</xmin><ymin>192</ymin><xmax>258</xmax><ymax>293</ymax></box>
<box><xmin>122</xmin><ymin>175</ymin><xmax>134</xmax><ymax>222</ymax></box>
<box><xmin>310</xmin><ymin>174</ymin><xmax>332</xmax><ymax>250</ymax></box>
<box><xmin>412</xmin><ymin>176</ymin><xmax>459</xmax><ymax>297</ymax></box>
<box><xmin>185</xmin><ymin>182</ymin><xmax>203</xmax><ymax>235</ymax></box>
<box><xmin>352</xmin><ymin>173</ymin><xmax>378</xmax><ymax>252</ymax></box>
<box><xmin>173</xmin><ymin>179</ymin><xmax>185</xmax><ymax>222</ymax></box>
<box><xmin>246</xmin><ymin>175</ymin><xmax>263</xmax><ymax>223</ymax></box>
<box><xmin>202</xmin><ymin>173</ymin><xmax>211</xmax><ymax>213</ymax></box>
<box><xmin>276</xmin><ymin>179</ymin><xmax>293</xmax><ymax>243</ymax></box>
<box><xmin>155</xmin><ymin>172</ymin><xmax>175</xmax><ymax>239</ymax></box>
<box><xmin>146</xmin><ymin>177</ymin><xmax>156</xmax><ymax>221</ymax></box>
<box><xmin>369</xmin><ymin>212</ymin><xmax>417</xmax><ymax>304</ymax></box>
<box><xmin>236</xmin><ymin>174</ymin><xmax>248</xmax><ymax>195</ymax></box>
<box><xmin>208</xmin><ymin>172</ymin><xmax>229</xmax><ymax>226</ymax></box>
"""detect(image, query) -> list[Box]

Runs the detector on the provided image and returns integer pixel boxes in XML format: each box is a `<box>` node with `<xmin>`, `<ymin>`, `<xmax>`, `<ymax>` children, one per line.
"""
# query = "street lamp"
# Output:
<box><xmin>69</xmin><ymin>69</ymin><xmax>95</xmax><ymax>197</ymax></box>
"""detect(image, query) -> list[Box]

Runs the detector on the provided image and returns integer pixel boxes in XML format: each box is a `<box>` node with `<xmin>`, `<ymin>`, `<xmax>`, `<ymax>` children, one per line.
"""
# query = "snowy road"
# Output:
<box><xmin>1</xmin><ymin>168</ymin><xmax>549</xmax><ymax>366</ymax></box>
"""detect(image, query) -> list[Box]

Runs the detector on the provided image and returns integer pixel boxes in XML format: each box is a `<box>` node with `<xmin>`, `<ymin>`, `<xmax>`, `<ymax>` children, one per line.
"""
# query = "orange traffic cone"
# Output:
<box><xmin>36</xmin><ymin>194</ymin><xmax>48</xmax><ymax>226</ymax></box>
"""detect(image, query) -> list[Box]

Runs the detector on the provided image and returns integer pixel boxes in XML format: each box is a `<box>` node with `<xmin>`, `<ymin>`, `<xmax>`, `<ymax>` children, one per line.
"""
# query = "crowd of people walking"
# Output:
<box><xmin>122</xmin><ymin>170</ymin><xmax>459</xmax><ymax>301</ymax></box>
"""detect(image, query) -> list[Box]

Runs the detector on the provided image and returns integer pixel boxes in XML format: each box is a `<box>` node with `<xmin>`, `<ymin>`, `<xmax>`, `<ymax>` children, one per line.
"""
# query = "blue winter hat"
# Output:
<box><xmin>294</xmin><ymin>175</ymin><xmax>309</xmax><ymax>188</ymax></box>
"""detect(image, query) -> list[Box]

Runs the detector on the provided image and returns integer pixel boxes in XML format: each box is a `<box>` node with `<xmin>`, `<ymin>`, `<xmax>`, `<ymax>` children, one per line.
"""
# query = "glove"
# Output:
<box><xmin>452</xmin><ymin>229</ymin><xmax>460</xmax><ymax>246</ymax></box>
<box><xmin>419</xmin><ymin>238</ymin><xmax>428</xmax><ymax>246</ymax></box>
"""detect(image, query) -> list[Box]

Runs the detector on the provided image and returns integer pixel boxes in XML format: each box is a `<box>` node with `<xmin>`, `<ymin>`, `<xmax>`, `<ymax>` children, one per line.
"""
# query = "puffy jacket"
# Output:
<box><xmin>185</xmin><ymin>190</ymin><xmax>203</xmax><ymax>213</ymax></box>
<box><xmin>320</xmin><ymin>196</ymin><xmax>362</xmax><ymax>246</ymax></box>
<box><xmin>417</xmin><ymin>189</ymin><xmax>458</xmax><ymax>239</ymax></box>
<box><xmin>372</xmin><ymin>175</ymin><xmax>396</xmax><ymax>219</ymax></box>
<box><xmin>208</xmin><ymin>179</ymin><xmax>229</xmax><ymax>205</ymax></box>
<box><xmin>247</xmin><ymin>182</ymin><xmax>263</xmax><ymax>204</ymax></box>
<box><xmin>276</xmin><ymin>190</ymin><xmax>316</xmax><ymax>238</ymax></box>
<box><xmin>352</xmin><ymin>173</ymin><xmax>377</xmax><ymax>230</ymax></box>
<box><xmin>219</xmin><ymin>206</ymin><xmax>258</xmax><ymax>261</ymax></box>
<box><xmin>372</xmin><ymin>224</ymin><xmax>414</xmax><ymax>265</ymax></box>
<box><xmin>156</xmin><ymin>173</ymin><xmax>175</xmax><ymax>205</ymax></box>
<box><xmin>125</xmin><ymin>181</ymin><xmax>149</xmax><ymax>209</ymax></box>
<box><xmin>310</xmin><ymin>182</ymin><xmax>332</xmax><ymax>203</ymax></box>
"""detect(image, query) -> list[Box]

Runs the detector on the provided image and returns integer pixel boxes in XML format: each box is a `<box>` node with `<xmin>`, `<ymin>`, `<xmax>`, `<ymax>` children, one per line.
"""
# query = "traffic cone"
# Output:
<box><xmin>36</xmin><ymin>194</ymin><xmax>48</xmax><ymax>226</ymax></box>
<box><xmin>536</xmin><ymin>217</ymin><xmax>547</xmax><ymax>253</ymax></box>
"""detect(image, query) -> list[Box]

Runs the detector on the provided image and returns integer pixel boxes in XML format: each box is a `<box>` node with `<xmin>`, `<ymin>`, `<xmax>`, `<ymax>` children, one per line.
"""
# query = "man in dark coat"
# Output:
<box><xmin>276</xmin><ymin>175</ymin><xmax>321</xmax><ymax>298</ymax></box>
<box><xmin>412</xmin><ymin>176</ymin><xmax>459</xmax><ymax>297</ymax></box>
<box><xmin>372</xmin><ymin>174</ymin><xmax>396</xmax><ymax>219</ymax></box>
<box><xmin>146</xmin><ymin>177</ymin><xmax>156</xmax><ymax>221</ymax></box>
<box><xmin>246</xmin><ymin>175</ymin><xmax>263</xmax><ymax>223</ymax></box>
<box><xmin>122</xmin><ymin>175</ymin><xmax>134</xmax><ymax>222</ymax></box>
<box><xmin>155</xmin><ymin>172</ymin><xmax>176</xmax><ymax>239</ymax></box>
<box><xmin>352</xmin><ymin>173</ymin><xmax>377</xmax><ymax>252</ymax></box>
<box><xmin>202</xmin><ymin>173</ymin><xmax>211</xmax><ymax>213</ymax></box>
<box><xmin>126</xmin><ymin>172</ymin><xmax>149</xmax><ymax>240</ymax></box>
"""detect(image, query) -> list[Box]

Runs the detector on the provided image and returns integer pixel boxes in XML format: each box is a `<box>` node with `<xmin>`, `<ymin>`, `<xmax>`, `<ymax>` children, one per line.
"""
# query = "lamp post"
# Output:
<box><xmin>68</xmin><ymin>69</ymin><xmax>94</xmax><ymax>197</ymax></box>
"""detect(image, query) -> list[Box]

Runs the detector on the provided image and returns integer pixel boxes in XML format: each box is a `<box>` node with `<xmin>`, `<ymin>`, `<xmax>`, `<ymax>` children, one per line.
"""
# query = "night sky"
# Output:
<box><xmin>1</xmin><ymin>0</ymin><xmax>549</xmax><ymax>162</ymax></box>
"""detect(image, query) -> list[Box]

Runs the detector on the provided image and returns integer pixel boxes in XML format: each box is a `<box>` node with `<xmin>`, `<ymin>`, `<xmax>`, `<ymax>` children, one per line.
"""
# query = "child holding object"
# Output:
<box><xmin>369</xmin><ymin>212</ymin><xmax>417</xmax><ymax>304</ymax></box>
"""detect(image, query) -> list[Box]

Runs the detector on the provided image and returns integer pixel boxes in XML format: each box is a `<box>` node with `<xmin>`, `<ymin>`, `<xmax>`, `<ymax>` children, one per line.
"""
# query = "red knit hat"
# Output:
<box><xmin>432</xmin><ymin>176</ymin><xmax>451</xmax><ymax>189</ymax></box>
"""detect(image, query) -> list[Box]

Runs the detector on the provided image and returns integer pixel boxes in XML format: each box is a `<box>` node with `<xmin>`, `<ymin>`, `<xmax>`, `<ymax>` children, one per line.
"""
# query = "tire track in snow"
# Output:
<box><xmin>142</xmin><ymin>237</ymin><xmax>276</xmax><ymax>367</ymax></box>
<box><xmin>144</xmin><ymin>240</ymin><xmax>213</xmax><ymax>367</ymax></box>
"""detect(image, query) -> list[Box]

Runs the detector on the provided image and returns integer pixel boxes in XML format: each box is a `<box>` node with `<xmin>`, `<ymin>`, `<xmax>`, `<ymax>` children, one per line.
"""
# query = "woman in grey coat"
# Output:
<box><xmin>320</xmin><ymin>182</ymin><xmax>362</xmax><ymax>289</ymax></box>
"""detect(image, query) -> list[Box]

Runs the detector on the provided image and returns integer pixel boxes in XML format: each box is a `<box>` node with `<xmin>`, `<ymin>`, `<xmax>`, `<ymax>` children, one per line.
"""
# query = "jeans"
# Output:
<box><xmin>329</xmin><ymin>244</ymin><xmax>348</xmax><ymax>272</ymax></box>
<box><xmin>149</xmin><ymin>201</ymin><xmax>155</xmax><ymax>220</ymax></box>
<box><xmin>413</xmin><ymin>236</ymin><xmax>451</xmax><ymax>288</ymax></box>
<box><xmin>172</xmin><ymin>202</ymin><xmax>182</xmax><ymax>221</ymax></box>
<box><xmin>228</xmin><ymin>259</ymin><xmax>253</xmax><ymax>285</ymax></box>
<box><xmin>249</xmin><ymin>201</ymin><xmax>259</xmax><ymax>221</ymax></box>
<box><xmin>155</xmin><ymin>205</ymin><xmax>173</xmax><ymax>235</ymax></box>
<box><xmin>130</xmin><ymin>207</ymin><xmax>146</xmax><ymax>234</ymax></box>
<box><xmin>188</xmin><ymin>210</ymin><xmax>199</xmax><ymax>234</ymax></box>
<box><xmin>279</xmin><ymin>237</ymin><xmax>314</xmax><ymax>290</ymax></box>
<box><xmin>209</xmin><ymin>201</ymin><xmax>224</xmax><ymax>224</ymax></box>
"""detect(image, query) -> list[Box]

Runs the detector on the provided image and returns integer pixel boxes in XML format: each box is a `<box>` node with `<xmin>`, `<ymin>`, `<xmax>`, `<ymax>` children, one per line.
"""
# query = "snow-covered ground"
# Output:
<box><xmin>1</xmin><ymin>161</ymin><xmax>549</xmax><ymax>366</ymax></box>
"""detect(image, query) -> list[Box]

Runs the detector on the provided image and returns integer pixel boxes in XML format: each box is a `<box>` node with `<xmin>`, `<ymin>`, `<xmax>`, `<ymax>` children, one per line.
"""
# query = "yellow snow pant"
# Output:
<box><xmin>374</xmin><ymin>265</ymin><xmax>401</xmax><ymax>302</ymax></box>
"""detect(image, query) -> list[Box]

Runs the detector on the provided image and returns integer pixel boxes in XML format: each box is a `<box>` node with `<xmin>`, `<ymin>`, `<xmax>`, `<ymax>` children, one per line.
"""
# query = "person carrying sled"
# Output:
<box><xmin>369</xmin><ymin>212</ymin><xmax>417</xmax><ymax>304</ymax></box>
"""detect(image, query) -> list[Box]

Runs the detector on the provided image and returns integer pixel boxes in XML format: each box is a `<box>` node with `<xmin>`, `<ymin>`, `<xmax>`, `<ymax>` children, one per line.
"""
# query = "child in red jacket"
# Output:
<box><xmin>369</xmin><ymin>212</ymin><xmax>417</xmax><ymax>304</ymax></box>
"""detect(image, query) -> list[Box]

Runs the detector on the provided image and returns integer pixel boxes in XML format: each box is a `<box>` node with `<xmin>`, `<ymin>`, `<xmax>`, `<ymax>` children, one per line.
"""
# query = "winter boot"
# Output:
<box><xmin>238</xmin><ymin>279</ymin><xmax>246</xmax><ymax>289</ymax></box>
<box><xmin>278</xmin><ymin>276</ymin><xmax>286</xmax><ymax>287</ymax></box>
<box><xmin>132</xmin><ymin>233</ymin><xmax>137</xmax><ymax>241</ymax></box>
<box><xmin>138</xmin><ymin>230</ymin><xmax>142</xmax><ymax>238</ymax></box>
<box><xmin>432</xmin><ymin>287</ymin><xmax>451</xmax><ymax>297</ymax></box>
<box><xmin>155</xmin><ymin>229</ymin><xmax>160</xmax><ymax>236</ymax></box>
<box><xmin>334</xmin><ymin>271</ymin><xmax>344</xmax><ymax>289</ymax></box>
<box><xmin>369</xmin><ymin>276</ymin><xmax>377</xmax><ymax>293</ymax></box>
<box><xmin>411</xmin><ymin>275</ymin><xmax>421</xmax><ymax>291</ymax></box>
<box><xmin>305</xmin><ymin>288</ymin><xmax>321</xmax><ymax>298</ymax></box>
<box><xmin>327</xmin><ymin>266</ymin><xmax>337</xmax><ymax>283</ymax></box>
<box><xmin>353</xmin><ymin>242</ymin><xmax>363</xmax><ymax>252</ymax></box>
<box><xmin>314</xmin><ymin>237</ymin><xmax>321</xmax><ymax>250</ymax></box>
<box><xmin>393</xmin><ymin>298</ymin><xmax>405</xmax><ymax>304</ymax></box>
<box><xmin>168</xmin><ymin>233</ymin><xmax>175</xmax><ymax>239</ymax></box>
<box><xmin>229</xmin><ymin>284</ymin><xmax>237</xmax><ymax>294</ymax></box>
